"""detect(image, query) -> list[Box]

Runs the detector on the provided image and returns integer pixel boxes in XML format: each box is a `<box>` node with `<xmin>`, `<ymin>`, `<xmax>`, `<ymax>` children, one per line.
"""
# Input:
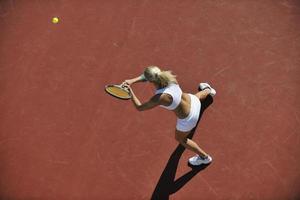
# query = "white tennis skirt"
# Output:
<box><xmin>176</xmin><ymin>94</ymin><xmax>201</xmax><ymax>132</ymax></box>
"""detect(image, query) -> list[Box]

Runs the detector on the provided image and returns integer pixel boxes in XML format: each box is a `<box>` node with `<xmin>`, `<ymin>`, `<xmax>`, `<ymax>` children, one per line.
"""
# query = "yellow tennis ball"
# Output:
<box><xmin>52</xmin><ymin>17</ymin><xmax>59</xmax><ymax>24</ymax></box>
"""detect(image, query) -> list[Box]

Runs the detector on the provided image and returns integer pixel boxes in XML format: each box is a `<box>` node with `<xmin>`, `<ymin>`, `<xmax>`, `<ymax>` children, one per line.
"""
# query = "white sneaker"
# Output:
<box><xmin>188</xmin><ymin>154</ymin><xmax>212</xmax><ymax>166</ymax></box>
<box><xmin>199</xmin><ymin>83</ymin><xmax>216</xmax><ymax>97</ymax></box>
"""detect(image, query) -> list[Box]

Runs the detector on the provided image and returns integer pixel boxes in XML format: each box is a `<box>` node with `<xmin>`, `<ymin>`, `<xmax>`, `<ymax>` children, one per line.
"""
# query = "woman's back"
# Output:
<box><xmin>155</xmin><ymin>83</ymin><xmax>182</xmax><ymax>110</ymax></box>
<box><xmin>161</xmin><ymin>93</ymin><xmax>191</xmax><ymax>119</ymax></box>
<box><xmin>174</xmin><ymin>92</ymin><xmax>192</xmax><ymax>119</ymax></box>
<box><xmin>156</xmin><ymin>83</ymin><xmax>191</xmax><ymax>119</ymax></box>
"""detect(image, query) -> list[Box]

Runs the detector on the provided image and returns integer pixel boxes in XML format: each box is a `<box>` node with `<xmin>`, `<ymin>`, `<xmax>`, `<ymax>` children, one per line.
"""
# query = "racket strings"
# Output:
<box><xmin>105</xmin><ymin>85</ymin><xmax>131</xmax><ymax>99</ymax></box>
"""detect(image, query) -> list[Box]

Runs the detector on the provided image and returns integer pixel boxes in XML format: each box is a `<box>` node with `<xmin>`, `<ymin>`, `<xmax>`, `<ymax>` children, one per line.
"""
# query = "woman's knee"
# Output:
<box><xmin>175</xmin><ymin>131</ymin><xmax>188</xmax><ymax>143</ymax></box>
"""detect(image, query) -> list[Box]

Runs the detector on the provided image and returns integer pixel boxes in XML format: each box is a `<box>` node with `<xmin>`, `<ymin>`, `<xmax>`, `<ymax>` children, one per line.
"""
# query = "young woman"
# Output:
<box><xmin>122</xmin><ymin>66</ymin><xmax>216</xmax><ymax>166</ymax></box>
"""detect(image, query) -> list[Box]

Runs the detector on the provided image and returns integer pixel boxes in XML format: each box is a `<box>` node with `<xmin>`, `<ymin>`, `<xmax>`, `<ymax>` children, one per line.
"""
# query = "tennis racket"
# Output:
<box><xmin>104</xmin><ymin>84</ymin><xmax>131</xmax><ymax>100</ymax></box>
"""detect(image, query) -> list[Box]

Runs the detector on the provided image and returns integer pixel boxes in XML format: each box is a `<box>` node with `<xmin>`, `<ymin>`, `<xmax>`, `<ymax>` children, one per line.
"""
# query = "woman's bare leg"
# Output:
<box><xmin>175</xmin><ymin>130</ymin><xmax>208</xmax><ymax>158</ymax></box>
<box><xmin>194</xmin><ymin>88</ymin><xmax>211</xmax><ymax>101</ymax></box>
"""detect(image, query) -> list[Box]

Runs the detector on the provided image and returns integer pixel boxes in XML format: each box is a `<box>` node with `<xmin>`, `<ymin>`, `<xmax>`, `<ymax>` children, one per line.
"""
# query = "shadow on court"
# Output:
<box><xmin>151</xmin><ymin>96</ymin><xmax>213</xmax><ymax>200</ymax></box>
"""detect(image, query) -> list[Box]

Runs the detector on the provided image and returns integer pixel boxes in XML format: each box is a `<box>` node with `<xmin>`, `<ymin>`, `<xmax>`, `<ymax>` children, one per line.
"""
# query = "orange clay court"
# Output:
<box><xmin>0</xmin><ymin>1</ymin><xmax>300</xmax><ymax>200</ymax></box>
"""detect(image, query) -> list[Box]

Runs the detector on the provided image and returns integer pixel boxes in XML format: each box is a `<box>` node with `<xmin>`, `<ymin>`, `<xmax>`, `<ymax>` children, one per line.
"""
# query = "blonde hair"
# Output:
<box><xmin>143</xmin><ymin>66</ymin><xmax>178</xmax><ymax>88</ymax></box>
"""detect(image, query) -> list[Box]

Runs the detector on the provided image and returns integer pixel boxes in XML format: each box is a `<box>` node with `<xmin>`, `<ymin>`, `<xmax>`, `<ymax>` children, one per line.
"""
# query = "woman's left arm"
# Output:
<box><xmin>123</xmin><ymin>74</ymin><xmax>147</xmax><ymax>85</ymax></box>
<box><xmin>128</xmin><ymin>86</ymin><xmax>160</xmax><ymax>111</ymax></box>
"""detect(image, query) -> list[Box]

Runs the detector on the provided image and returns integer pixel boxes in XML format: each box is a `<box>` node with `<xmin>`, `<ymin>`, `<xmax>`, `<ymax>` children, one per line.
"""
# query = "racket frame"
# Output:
<box><xmin>104</xmin><ymin>84</ymin><xmax>131</xmax><ymax>100</ymax></box>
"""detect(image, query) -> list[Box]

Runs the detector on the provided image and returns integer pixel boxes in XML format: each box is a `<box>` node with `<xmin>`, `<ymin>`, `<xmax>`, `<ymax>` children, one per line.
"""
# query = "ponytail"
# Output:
<box><xmin>144</xmin><ymin>66</ymin><xmax>178</xmax><ymax>87</ymax></box>
<box><xmin>156</xmin><ymin>70</ymin><xmax>177</xmax><ymax>87</ymax></box>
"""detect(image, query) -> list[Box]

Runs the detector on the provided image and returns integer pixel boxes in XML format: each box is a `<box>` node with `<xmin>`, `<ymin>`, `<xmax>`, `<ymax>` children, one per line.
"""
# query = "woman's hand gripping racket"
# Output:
<box><xmin>105</xmin><ymin>83</ymin><xmax>131</xmax><ymax>100</ymax></box>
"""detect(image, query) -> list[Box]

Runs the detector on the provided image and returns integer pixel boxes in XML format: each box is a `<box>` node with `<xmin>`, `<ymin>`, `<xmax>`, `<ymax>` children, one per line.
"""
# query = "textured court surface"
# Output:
<box><xmin>1</xmin><ymin>1</ymin><xmax>300</xmax><ymax>199</ymax></box>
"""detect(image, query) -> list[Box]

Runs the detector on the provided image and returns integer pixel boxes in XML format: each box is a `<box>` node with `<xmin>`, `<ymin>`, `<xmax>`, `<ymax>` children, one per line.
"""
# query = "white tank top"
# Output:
<box><xmin>155</xmin><ymin>83</ymin><xmax>182</xmax><ymax>110</ymax></box>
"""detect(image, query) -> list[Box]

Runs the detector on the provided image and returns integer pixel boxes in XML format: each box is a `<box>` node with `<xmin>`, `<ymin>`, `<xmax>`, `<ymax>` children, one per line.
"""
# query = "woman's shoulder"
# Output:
<box><xmin>163</xmin><ymin>82</ymin><xmax>179</xmax><ymax>88</ymax></box>
<box><xmin>169</xmin><ymin>82</ymin><xmax>180</xmax><ymax>87</ymax></box>
<box><xmin>155</xmin><ymin>83</ymin><xmax>179</xmax><ymax>92</ymax></box>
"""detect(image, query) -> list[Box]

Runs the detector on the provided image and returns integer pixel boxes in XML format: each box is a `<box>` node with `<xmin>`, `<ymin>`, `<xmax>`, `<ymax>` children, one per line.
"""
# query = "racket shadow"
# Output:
<box><xmin>151</xmin><ymin>96</ymin><xmax>214</xmax><ymax>200</ymax></box>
